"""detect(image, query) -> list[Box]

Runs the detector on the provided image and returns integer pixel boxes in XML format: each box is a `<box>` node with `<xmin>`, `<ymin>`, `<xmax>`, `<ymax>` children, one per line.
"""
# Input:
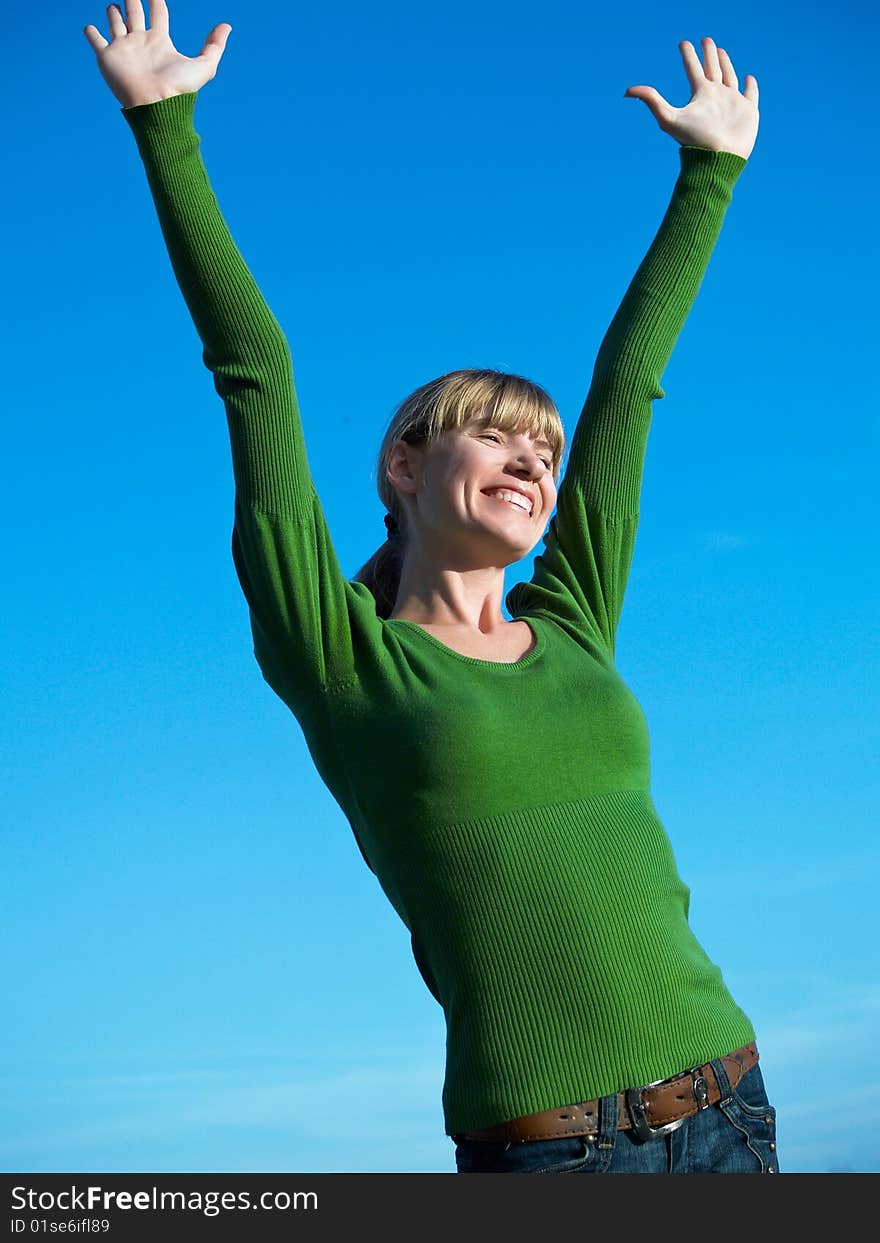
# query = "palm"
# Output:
<box><xmin>624</xmin><ymin>37</ymin><xmax>760</xmax><ymax>160</ymax></box>
<box><xmin>102</xmin><ymin>32</ymin><xmax>209</xmax><ymax>96</ymax></box>
<box><xmin>84</xmin><ymin>0</ymin><xmax>231</xmax><ymax>108</ymax></box>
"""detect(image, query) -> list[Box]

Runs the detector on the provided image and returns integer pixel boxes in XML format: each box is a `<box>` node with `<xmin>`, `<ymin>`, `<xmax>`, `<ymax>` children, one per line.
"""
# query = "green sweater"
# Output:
<box><xmin>122</xmin><ymin>92</ymin><xmax>756</xmax><ymax>1136</ymax></box>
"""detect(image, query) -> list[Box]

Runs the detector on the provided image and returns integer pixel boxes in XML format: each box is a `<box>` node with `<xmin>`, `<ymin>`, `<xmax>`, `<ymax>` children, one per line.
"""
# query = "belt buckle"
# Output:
<box><xmin>624</xmin><ymin>1074</ymin><xmax>690</xmax><ymax>1144</ymax></box>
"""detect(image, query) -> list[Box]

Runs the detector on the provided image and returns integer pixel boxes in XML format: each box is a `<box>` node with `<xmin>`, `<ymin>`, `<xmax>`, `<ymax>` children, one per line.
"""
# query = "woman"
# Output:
<box><xmin>84</xmin><ymin>2</ymin><xmax>777</xmax><ymax>1174</ymax></box>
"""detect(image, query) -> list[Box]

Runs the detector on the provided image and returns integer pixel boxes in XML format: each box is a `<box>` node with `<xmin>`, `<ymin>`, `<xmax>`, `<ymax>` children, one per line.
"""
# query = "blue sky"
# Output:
<box><xmin>3</xmin><ymin>0</ymin><xmax>877</xmax><ymax>1174</ymax></box>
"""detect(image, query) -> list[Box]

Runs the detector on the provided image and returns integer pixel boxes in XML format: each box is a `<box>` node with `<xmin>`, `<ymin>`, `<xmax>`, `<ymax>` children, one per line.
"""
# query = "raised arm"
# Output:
<box><xmin>510</xmin><ymin>38</ymin><xmax>759</xmax><ymax>658</ymax></box>
<box><xmin>85</xmin><ymin>2</ymin><xmax>364</xmax><ymax>711</ymax></box>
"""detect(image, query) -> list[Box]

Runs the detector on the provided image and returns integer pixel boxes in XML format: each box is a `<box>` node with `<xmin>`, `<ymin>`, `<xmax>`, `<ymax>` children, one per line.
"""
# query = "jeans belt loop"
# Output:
<box><xmin>692</xmin><ymin>1070</ymin><xmax>711</xmax><ymax>1110</ymax></box>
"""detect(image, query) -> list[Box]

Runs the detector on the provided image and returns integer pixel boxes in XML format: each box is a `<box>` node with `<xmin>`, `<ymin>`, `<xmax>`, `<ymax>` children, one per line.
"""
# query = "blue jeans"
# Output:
<box><xmin>453</xmin><ymin>1059</ymin><xmax>779</xmax><ymax>1173</ymax></box>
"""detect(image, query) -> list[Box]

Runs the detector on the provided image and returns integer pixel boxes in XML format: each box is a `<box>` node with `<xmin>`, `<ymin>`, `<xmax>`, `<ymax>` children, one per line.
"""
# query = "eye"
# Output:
<box><xmin>479</xmin><ymin>428</ymin><xmax>552</xmax><ymax>470</ymax></box>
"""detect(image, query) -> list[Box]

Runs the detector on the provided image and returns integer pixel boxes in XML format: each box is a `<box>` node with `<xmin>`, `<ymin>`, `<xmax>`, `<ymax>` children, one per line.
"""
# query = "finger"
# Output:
<box><xmin>106</xmin><ymin>5</ymin><xmax>127</xmax><ymax>38</ymax></box>
<box><xmin>702</xmin><ymin>36</ymin><xmax>722</xmax><ymax>82</ymax></box>
<box><xmin>717</xmin><ymin>47</ymin><xmax>739</xmax><ymax>90</ymax></box>
<box><xmin>83</xmin><ymin>23</ymin><xmax>109</xmax><ymax>50</ymax></box>
<box><xmin>149</xmin><ymin>0</ymin><xmax>170</xmax><ymax>36</ymax></box>
<box><xmin>199</xmin><ymin>22</ymin><xmax>233</xmax><ymax>63</ymax></box>
<box><xmin>623</xmin><ymin>85</ymin><xmax>675</xmax><ymax>127</ymax></box>
<box><xmin>743</xmin><ymin>74</ymin><xmax>759</xmax><ymax>107</ymax></box>
<box><xmin>124</xmin><ymin>0</ymin><xmax>147</xmax><ymax>32</ymax></box>
<box><xmin>679</xmin><ymin>41</ymin><xmax>704</xmax><ymax>93</ymax></box>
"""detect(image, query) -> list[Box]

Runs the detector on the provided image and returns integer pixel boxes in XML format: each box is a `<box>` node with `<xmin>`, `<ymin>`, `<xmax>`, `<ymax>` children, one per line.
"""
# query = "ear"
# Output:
<box><xmin>385</xmin><ymin>439</ymin><xmax>424</xmax><ymax>497</ymax></box>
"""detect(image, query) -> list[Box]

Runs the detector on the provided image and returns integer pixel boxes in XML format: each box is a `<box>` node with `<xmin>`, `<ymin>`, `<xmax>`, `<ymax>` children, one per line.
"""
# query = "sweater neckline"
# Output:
<box><xmin>384</xmin><ymin>615</ymin><xmax>545</xmax><ymax>670</ymax></box>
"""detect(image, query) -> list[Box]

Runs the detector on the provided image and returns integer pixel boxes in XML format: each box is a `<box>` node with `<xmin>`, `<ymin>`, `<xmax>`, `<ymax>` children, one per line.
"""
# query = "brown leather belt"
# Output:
<box><xmin>454</xmin><ymin>1042</ymin><xmax>759</xmax><ymax>1144</ymax></box>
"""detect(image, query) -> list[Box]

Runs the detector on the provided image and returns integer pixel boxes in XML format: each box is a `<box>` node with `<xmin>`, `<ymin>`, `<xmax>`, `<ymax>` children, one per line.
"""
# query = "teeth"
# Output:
<box><xmin>484</xmin><ymin>488</ymin><xmax>532</xmax><ymax>515</ymax></box>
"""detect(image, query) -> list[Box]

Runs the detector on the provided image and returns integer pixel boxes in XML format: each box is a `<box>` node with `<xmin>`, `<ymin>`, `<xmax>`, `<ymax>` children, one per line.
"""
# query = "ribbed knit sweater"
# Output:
<box><xmin>122</xmin><ymin>91</ymin><xmax>756</xmax><ymax>1136</ymax></box>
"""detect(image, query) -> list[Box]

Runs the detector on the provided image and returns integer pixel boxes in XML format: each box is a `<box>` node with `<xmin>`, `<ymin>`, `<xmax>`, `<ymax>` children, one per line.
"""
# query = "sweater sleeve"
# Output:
<box><xmin>121</xmin><ymin>92</ymin><xmax>362</xmax><ymax>710</ymax></box>
<box><xmin>507</xmin><ymin>145</ymin><xmax>748</xmax><ymax>659</ymax></box>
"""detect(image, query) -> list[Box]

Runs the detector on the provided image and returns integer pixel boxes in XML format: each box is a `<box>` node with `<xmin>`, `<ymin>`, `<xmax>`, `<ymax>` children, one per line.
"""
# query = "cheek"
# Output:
<box><xmin>423</xmin><ymin>461</ymin><xmax>468</xmax><ymax>514</ymax></box>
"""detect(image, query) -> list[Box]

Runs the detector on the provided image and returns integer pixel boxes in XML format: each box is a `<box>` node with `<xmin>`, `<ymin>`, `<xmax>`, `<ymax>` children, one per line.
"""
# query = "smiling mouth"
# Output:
<box><xmin>481</xmin><ymin>490</ymin><xmax>534</xmax><ymax>517</ymax></box>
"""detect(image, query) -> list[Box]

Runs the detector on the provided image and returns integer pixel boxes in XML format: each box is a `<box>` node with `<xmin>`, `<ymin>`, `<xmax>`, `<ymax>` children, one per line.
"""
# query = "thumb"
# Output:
<box><xmin>624</xmin><ymin>85</ymin><xmax>673</xmax><ymax>125</ymax></box>
<box><xmin>199</xmin><ymin>23</ymin><xmax>233</xmax><ymax>64</ymax></box>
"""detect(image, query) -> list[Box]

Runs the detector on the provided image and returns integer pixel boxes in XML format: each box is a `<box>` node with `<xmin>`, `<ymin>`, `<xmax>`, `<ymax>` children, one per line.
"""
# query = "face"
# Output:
<box><xmin>387</xmin><ymin>415</ymin><xmax>558</xmax><ymax>564</ymax></box>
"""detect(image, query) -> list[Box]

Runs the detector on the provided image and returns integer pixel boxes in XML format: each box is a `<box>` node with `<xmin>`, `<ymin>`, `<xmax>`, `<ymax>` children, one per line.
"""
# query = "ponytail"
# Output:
<box><xmin>352</xmin><ymin>533</ymin><xmax>405</xmax><ymax>620</ymax></box>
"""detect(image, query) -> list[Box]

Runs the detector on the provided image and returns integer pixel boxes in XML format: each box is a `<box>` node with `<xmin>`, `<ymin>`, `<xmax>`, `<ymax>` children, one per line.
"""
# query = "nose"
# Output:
<box><xmin>508</xmin><ymin>444</ymin><xmax>548</xmax><ymax>480</ymax></box>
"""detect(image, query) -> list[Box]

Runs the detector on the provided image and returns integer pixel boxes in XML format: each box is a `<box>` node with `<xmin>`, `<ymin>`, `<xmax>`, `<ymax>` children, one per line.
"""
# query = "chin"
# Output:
<box><xmin>467</xmin><ymin>519</ymin><xmax>536</xmax><ymax>563</ymax></box>
<box><xmin>492</xmin><ymin>538</ymin><xmax>533</xmax><ymax>566</ymax></box>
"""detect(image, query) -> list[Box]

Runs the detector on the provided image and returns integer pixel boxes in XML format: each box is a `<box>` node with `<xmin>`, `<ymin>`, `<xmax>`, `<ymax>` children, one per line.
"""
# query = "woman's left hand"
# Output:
<box><xmin>624</xmin><ymin>37</ymin><xmax>759</xmax><ymax>160</ymax></box>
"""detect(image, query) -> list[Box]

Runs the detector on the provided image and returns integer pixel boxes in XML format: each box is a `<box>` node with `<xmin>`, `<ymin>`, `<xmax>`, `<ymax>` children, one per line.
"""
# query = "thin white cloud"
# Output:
<box><xmin>1</xmin><ymin>1058</ymin><xmax>445</xmax><ymax>1155</ymax></box>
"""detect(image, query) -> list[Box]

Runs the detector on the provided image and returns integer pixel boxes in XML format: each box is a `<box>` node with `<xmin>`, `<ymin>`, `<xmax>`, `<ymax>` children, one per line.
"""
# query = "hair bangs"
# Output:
<box><xmin>413</xmin><ymin>370</ymin><xmax>564</xmax><ymax>478</ymax></box>
<box><xmin>478</xmin><ymin>378</ymin><xmax>564</xmax><ymax>478</ymax></box>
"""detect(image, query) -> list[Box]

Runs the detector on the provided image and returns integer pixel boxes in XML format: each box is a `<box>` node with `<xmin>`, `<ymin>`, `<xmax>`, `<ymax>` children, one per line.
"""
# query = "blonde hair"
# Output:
<box><xmin>352</xmin><ymin>368</ymin><xmax>566</xmax><ymax>618</ymax></box>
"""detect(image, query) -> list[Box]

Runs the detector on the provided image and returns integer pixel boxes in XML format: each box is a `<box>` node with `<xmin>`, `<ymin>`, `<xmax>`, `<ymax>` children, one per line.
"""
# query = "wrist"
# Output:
<box><xmin>121</xmin><ymin>93</ymin><xmax>178</xmax><ymax>110</ymax></box>
<box><xmin>119</xmin><ymin>81</ymin><xmax>186</xmax><ymax>110</ymax></box>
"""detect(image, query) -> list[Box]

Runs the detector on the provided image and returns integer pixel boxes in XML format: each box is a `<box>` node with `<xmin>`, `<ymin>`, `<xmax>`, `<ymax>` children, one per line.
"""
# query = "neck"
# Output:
<box><xmin>389</xmin><ymin>550</ymin><xmax>509</xmax><ymax>632</ymax></box>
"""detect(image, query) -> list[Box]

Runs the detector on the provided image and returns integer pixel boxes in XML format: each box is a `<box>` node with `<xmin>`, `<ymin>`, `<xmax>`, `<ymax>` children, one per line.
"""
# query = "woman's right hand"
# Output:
<box><xmin>83</xmin><ymin>0</ymin><xmax>232</xmax><ymax>109</ymax></box>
